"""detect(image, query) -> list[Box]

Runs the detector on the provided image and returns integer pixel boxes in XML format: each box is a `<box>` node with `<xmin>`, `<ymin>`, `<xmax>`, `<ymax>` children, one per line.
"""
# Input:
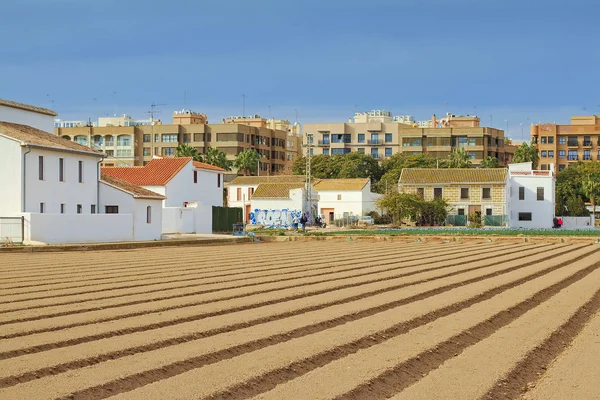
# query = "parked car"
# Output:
<box><xmin>360</xmin><ymin>216</ymin><xmax>374</xmax><ymax>224</ymax></box>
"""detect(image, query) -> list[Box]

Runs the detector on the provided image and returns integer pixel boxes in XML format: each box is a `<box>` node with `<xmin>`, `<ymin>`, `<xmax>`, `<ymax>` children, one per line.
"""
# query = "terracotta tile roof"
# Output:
<box><xmin>102</xmin><ymin>157</ymin><xmax>192</xmax><ymax>186</ymax></box>
<box><xmin>229</xmin><ymin>175</ymin><xmax>306</xmax><ymax>185</ymax></box>
<box><xmin>399</xmin><ymin>168</ymin><xmax>508</xmax><ymax>185</ymax></box>
<box><xmin>192</xmin><ymin>161</ymin><xmax>225</xmax><ymax>172</ymax></box>
<box><xmin>0</xmin><ymin>121</ymin><xmax>102</xmax><ymax>156</ymax></box>
<box><xmin>100</xmin><ymin>174</ymin><xmax>165</xmax><ymax>200</ymax></box>
<box><xmin>0</xmin><ymin>98</ymin><xmax>57</xmax><ymax>116</ymax></box>
<box><xmin>313</xmin><ymin>178</ymin><xmax>370</xmax><ymax>191</ymax></box>
<box><xmin>252</xmin><ymin>182</ymin><xmax>306</xmax><ymax>199</ymax></box>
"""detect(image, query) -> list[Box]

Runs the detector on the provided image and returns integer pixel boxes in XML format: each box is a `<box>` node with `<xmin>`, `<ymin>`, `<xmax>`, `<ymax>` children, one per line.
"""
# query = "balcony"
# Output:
<box><xmin>567</xmin><ymin>141</ymin><xmax>579</xmax><ymax>148</ymax></box>
<box><xmin>583</xmin><ymin>141</ymin><xmax>592</xmax><ymax>147</ymax></box>
<box><xmin>367</xmin><ymin>140</ymin><xmax>383</xmax><ymax>145</ymax></box>
<box><xmin>317</xmin><ymin>140</ymin><xmax>330</xmax><ymax>146</ymax></box>
<box><xmin>105</xmin><ymin>141</ymin><xmax>115</xmax><ymax>147</ymax></box>
<box><xmin>568</xmin><ymin>155</ymin><xmax>579</xmax><ymax>161</ymax></box>
<box><xmin>583</xmin><ymin>155</ymin><xmax>592</xmax><ymax>160</ymax></box>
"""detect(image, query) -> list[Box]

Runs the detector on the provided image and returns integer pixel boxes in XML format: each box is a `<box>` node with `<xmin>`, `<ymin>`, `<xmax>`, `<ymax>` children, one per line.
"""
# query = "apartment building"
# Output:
<box><xmin>55</xmin><ymin>111</ymin><xmax>302</xmax><ymax>174</ymax></box>
<box><xmin>530</xmin><ymin>116</ymin><xmax>600</xmax><ymax>172</ymax></box>
<box><xmin>303</xmin><ymin>110</ymin><xmax>514</xmax><ymax>166</ymax></box>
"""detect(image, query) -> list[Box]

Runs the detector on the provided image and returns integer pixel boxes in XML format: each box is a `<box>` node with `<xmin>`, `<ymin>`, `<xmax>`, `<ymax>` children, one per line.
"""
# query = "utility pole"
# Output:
<box><xmin>305</xmin><ymin>130</ymin><xmax>313</xmax><ymax>222</ymax></box>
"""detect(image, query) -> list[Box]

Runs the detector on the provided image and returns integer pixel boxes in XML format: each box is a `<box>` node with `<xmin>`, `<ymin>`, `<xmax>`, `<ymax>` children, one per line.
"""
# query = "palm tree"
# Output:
<box><xmin>174</xmin><ymin>144</ymin><xmax>202</xmax><ymax>162</ymax></box>
<box><xmin>234</xmin><ymin>149</ymin><xmax>260</xmax><ymax>175</ymax></box>
<box><xmin>445</xmin><ymin>148</ymin><xmax>473</xmax><ymax>168</ymax></box>
<box><xmin>582</xmin><ymin>173</ymin><xmax>600</xmax><ymax>223</ymax></box>
<box><xmin>513</xmin><ymin>142</ymin><xmax>539</xmax><ymax>169</ymax></box>
<box><xmin>480</xmin><ymin>156</ymin><xmax>500</xmax><ymax>168</ymax></box>
<box><xmin>204</xmin><ymin>147</ymin><xmax>232</xmax><ymax>171</ymax></box>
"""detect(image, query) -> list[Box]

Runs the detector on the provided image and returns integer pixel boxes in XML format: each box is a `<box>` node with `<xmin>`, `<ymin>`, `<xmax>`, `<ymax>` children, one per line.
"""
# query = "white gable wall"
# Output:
<box><xmin>0</xmin><ymin>105</ymin><xmax>55</xmax><ymax>132</ymax></box>
<box><xmin>0</xmin><ymin>137</ymin><xmax>23</xmax><ymax>215</ymax></box>
<box><xmin>163</xmin><ymin>162</ymin><xmax>223</xmax><ymax>208</ymax></box>
<box><xmin>508</xmin><ymin>172</ymin><xmax>555</xmax><ymax>229</ymax></box>
<box><xmin>228</xmin><ymin>183</ymin><xmax>260</xmax><ymax>208</ymax></box>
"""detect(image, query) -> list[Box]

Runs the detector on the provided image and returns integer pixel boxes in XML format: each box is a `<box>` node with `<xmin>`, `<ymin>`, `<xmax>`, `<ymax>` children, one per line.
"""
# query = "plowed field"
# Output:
<box><xmin>1</xmin><ymin>240</ymin><xmax>599</xmax><ymax>400</ymax></box>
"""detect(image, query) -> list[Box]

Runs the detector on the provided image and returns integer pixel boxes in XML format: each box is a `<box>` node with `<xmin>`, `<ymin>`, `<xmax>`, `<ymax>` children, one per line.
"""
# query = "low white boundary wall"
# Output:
<box><xmin>560</xmin><ymin>216</ymin><xmax>595</xmax><ymax>229</ymax></box>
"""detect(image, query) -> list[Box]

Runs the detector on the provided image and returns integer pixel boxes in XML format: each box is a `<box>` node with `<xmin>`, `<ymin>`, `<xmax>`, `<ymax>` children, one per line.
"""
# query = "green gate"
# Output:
<box><xmin>212</xmin><ymin>206</ymin><xmax>243</xmax><ymax>233</ymax></box>
<box><xmin>484</xmin><ymin>215</ymin><xmax>507</xmax><ymax>227</ymax></box>
<box><xmin>446</xmin><ymin>214</ymin><xmax>467</xmax><ymax>226</ymax></box>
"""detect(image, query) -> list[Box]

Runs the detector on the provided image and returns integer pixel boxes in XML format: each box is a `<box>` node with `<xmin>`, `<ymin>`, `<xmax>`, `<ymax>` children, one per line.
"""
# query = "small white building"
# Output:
<box><xmin>0</xmin><ymin>98</ymin><xmax>57</xmax><ymax>133</ymax></box>
<box><xmin>100</xmin><ymin>174</ymin><xmax>165</xmax><ymax>241</ymax></box>
<box><xmin>507</xmin><ymin>162</ymin><xmax>556</xmax><ymax>229</ymax></box>
<box><xmin>249</xmin><ymin>182</ymin><xmax>317</xmax><ymax>228</ymax></box>
<box><xmin>102</xmin><ymin>157</ymin><xmax>224</xmax><ymax>234</ymax></box>
<box><xmin>314</xmin><ymin>178</ymin><xmax>382</xmax><ymax>224</ymax></box>
<box><xmin>228</xmin><ymin>175</ymin><xmax>306</xmax><ymax>222</ymax></box>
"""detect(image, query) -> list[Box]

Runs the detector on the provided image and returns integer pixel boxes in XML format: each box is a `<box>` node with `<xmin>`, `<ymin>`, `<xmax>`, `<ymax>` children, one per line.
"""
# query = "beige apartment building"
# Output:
<box><xmin>303</xmin><ymin>110</ymin><xmax>515</xmax><ymax>166</ymax></box>
<box><xmin>530</xmin><ymin>115</ymin><xmax>600</xmax><ymax>172</ymax></box>
<box><xmin>55</xmin><ymin>111</ymin><xmax>302</xmax><ymax>176</ymax></box>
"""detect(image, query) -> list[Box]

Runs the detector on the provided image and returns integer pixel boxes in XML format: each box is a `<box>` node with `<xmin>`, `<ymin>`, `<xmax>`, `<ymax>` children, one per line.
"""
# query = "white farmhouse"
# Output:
<box><xmin>249</xmin><ymin>182</ymin><xmax>317</xmax><ymax>228</ymax></box>
<box><xmin>102</xmin><ymin>157</ymin><xmax>224</xmax><ymax>234</ymax></box>
<box><xmin>507</xmin><ymin>162</ymin><xmax>556</xmax><ymax>229</ymax></box>
<box><xmin>314</xmin><ymin>178</ymin><xmax>382</xmax><ymax>224</ymax></box>
<box><xmin>99</xmin><ymin>174</ymin><xmax>165</xmax><ymax>241</ymax></box>
<box><xmin>0</xmin><ymin>98</ymin><xmax>56</xmax><ymax>132</ymax></box>
<box><xmin>227</xmin><ymin>175</ymin><xmax>306</xmax><ymax>222</ymax></box>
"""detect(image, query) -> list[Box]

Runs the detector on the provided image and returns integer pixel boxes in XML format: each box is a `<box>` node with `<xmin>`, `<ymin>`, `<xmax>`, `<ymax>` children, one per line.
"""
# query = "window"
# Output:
<box><xmin>237</xmin><ymin>188</ymin><xmax>242</xmax><ymax>201</ymax></box>
<box><xmin>584</xmin><ymin>150</ymin><xmax>591</xmax><ymax>160</ymax></box>
<box><xmin>457</xmin><ymin>208</ymin><xmax>465</xmax><ymax>215</ymax></box>
<box><xmin>323</xmin><ymin>148</ymin><xmax>330</xmax><ymax>155</ymax></box>
<box><xmin>559</xmin><ymin>164</ymin><xmax>566</xmax><ymax>171</ymax></box>
<box><xmin>548</xmin><ymin>136</ymin><xmax>554</xmax><ymax>144</ymax></box>
<box><xmin>146</xmin><ymin>206</ymin><xmax>152</xmax><ymax>223</ymax></box>
<box><xmin>385</xmin><ymin>148</ymin><xmax>392</xmax><ymax>157</ymax></box>
<box><xmin>77</xmin><ymin>204</ymin><xmax>82</xmax><ymax>214</ymax></box>
<box><xmin>417</xmin><ymin>188</ymin><xmax>424</xmax><ymax>198</ymax></box>
<box><xmin>40</xmin><ymin>203</ymin><xmax>45</xmax><ymax>213</ymax></box>
<box><xmin>519</xmin><ymin>186</ymin><xmax>525</xmax><ymax>200</ymax></box>
<box><xmin>559</xmin><ymin>150</ymin><xmax>566</xmax><ymax>159</ymax></box>
<box><xmin>337</xmin><ymin>194</ymin><xmax>342</xmax><ymax>200</ymax></box>
<box><xmin>78</xmin><ymin>161</ymin><xmax>83</xmax><ymax>183</ymax></box>
<box><xmin>154</xmin><ymin>134</ymin><xmax>159</xmax><ymax>142</ymax></box>
<box><xmin>548</xmin><ymin>150</ymin><xmax>554</xmax><ymax>158</ymax></box>
<box><xmin>584</xmin><ymin>136</ymin><xmax>591</xmax><ymax>146</ymax></box>
<box><xmin>541</xmin><ymin>164</ymin><xmax>547</xmax><ymax>170</ymax></box>
<box><xmin>322</xmin><ymin>134</ymin><xmax>330</xmax><ymax>145</ymax></box>
<box><xmin>143</xmin><ymin>148</ymin><xmax>151</xmax><ymax>156</ymax></box>
<box><xmin>60</xmin><ymin>204</ymin><xmax>65</xmax><ymax>214</ymax></box>
<box><xmin>105</xmin><ymin>205</ymin><xmax>119</xmax><ymax>214</ymax></box>
<box><xmin>357</xmin><ymin>133</ymin><xmax>365</xmax><ymax>143</ymax></box>
<box><xmin>38</xmin><ymin>156</ymin><xmax>44</xmax><ymax>180</ymax></box>
<box><xmin>248</xmin><ymin>187</ymin><xmax>254</xmax><ymax>199</ymax></box>
<box><xmin>385</xmin><ymin>133</ymin><xmax>392</xmax><ymax>143</ymax></box>
<box><xmin>568</xmin><ymin>150</ymin><xmax>578</xmax><ymax>161</ymax></box>
<box><xmin>163</xmin><ymin>148</ymin><xmax>175</xmax><ymax>156</ymax></box>
<box><xmin>143</xmin><ymin>134</ymin><xmax>151</xmax><ymax>143</ymax></box>
<box><xmin>434</xmin><ymin>188</ymin><xmax>443</xmax><ymax>199</ymax></box>
<box><xmin>559</xmin><ymin>136</ymin><xmax>566</xmax><ymax>145</ymax></box>
<box><xmin>541</xmin><ymin>150</ymin><xmax>547</xmax><ymax>158</ymax></box>
<box><xmin>357</xmin><ymin>148</ymin><xmax>365</xmax><ymax>154</ymax></box>
<box><xmin>217</xmin><ymin>174</ymin><xmax>221</xmax><ymax>188</ymax></box>
<box><xmin>482</xmin><ymin>188</ymin><xmax>491</xmax><ymax>199</ymax></box>
<box><xmin>161</xmin><ymin>134</ymin><xmax>178</xmax><ymax>142</ymax></box>
<box><xmin>194</xmin><ymin>170</ymin><xmax>198</xmax><ymax>183</ymax></box>
<box><xmin>91</xmin><ymin>204</ymin><xmax>96</xmax><ymax>214</ymax></box>
<box><xmin>371</xmin><ymin>148</ymin><xmax>379</xmax><ymax>159</ymax></box>
<box><xmin>518</xmin><ymin>212</ymin><xmax>532</xmax><ymax>221</ymax></box>
<box><xmin>59</xmin><ymin>158</ymin><xmax>64</xmax><ymax>181</ymax></box>
<box><xmin>568</xmin><ymin>137</ymin><xmax>579</xmax><ymax>146</ymax></box>
<box><xmin>537</xmin><ymin>187</ymin><xmax>544</xmax><ymax>201</ymax></box>
<box><xmin>541</xmin><ymin>137</ymin><xmax>547</xmax><ymax>144</ymax></box>
<box><xmin>460</xmin><ymin>188</ymin><xmax>469</xmax><ymax>199</ymax></box>
<box><xmin>486</xmin><ymin>208</ymin><xmax>493</xmax><ymax>216</ymax></box>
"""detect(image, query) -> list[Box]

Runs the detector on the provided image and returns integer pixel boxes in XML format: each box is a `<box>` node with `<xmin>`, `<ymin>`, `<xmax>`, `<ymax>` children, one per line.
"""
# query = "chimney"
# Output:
<box><xmin>432</xmin><ymin>114</ymin><xmax>437</xmax><ymax>128</ymax></box>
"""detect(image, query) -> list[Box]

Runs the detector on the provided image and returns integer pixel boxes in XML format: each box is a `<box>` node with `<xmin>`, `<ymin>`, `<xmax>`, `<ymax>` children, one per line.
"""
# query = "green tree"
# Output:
<box><xmin>174</xmin><ymin>144</ymin><xmax>202</xmax><ymax>162</ymax></box>
<box><xmin>445</xmin><ymin>148</ymin><xmax>473</xmax><ymax>168</ymax></box>
<box><xmin>334</xmin><ymin>152</ymin><xmax>381</xmax><ymax>180</ymax></box>
<box><xmin>376</xmin><ymin>192</ymin><xmax>447</xmax><ymax>225</ymax></box>
<box><xmin>480</xmin><ymin>156</ymin><xmax>500</xmax><ymax>168</ymax></box>
<box><xmin>373</xmin><ymin>153</ymin><xmax>436</xmax><ymax>194</ymax></box>
<box><xmin>513</xmin><ymin>142</ymin><xmax>539</xmax><ymax>169</ymax></box>
<box><xmin>204</xmin><ymin>147</ymin><xmax>232</xmax><ymax>171</ymax></box>
<box><xmin>292</xmin><ymin>156</ymin><xmax>306</xmax><ymax>175</ymax></box>
<box><xmin>581</xmin><ymin>173</ymin><xmax>600</xmax><ymax>217</ymax></box>
<box><xmin>234</xmin><ymin>149</ymin><xmax>260</xmax><ymax>175</ymax></box>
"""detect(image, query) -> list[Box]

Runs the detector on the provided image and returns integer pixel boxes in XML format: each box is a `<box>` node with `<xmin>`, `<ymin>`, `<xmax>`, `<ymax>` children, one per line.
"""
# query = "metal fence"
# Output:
<box><xmin>212</xmin><ymin>206</ymin><xmax>243</xmax><ymax>233</ymax></box>
<box><xmin>0</xmin><ymin>217</ymin><xmax>24</xmax><ymax>244</ymax></box>
<box><xmin>484</xmin><ymin>215</ymin><xmax>507</xmax><ymax>227</ymax></box>
<box><xmin>446</xmin><ymin>214</ymin><xmax>467</xmax><ymax>226</ymax></box>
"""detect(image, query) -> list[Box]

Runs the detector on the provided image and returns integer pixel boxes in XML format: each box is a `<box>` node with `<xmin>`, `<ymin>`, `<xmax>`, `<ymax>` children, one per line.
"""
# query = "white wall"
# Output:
<box><xmin>561</xmin><ymin>216</ymin><xmax>594</xmax><ymax>229</ymax></box>
<box><xmin>163</xmin><ymin>162</ymin><xmax>223</xmax><ymax>208</ymax></box>
<box><xmin>0</xmin><ymin>105</ymin><xmax>55</xmax><ymax>133</ymax></box>
<box><xmin>194</xmin><ymin>203</ymin><xmax>213</xmax><ymax>234</ymax></box>
<box><xmin>508</xmin><ymin>174</ymin><xmax>555</xmax><ymax>229</ymax></box>
<box><xmin>318</xmin><ymin>189</ymin><xmax>368</xmax><ymax>220</ymax></box>
<box><xmin>0</xmin><ymin>137</ymin><xmax>23</xmax><ymax>215</ymax></box>
<box><xmin>228</xmin><ymin>184</ymin><xmax>259</xmax><ymax>208</ymax></box>
<box><xmin>25</xmin><ymin>148</ymin><xmax>101</xmax><ymax>214</ymax></box>
<box><xmin>99</xmin><ymin>182</ymin><xmax>163</xmax><ymax>241</ymax></box>
<box><xmin>22</xmin><ymin>213</ymin><xmax>133</xmax><ymax>244</ymax></box>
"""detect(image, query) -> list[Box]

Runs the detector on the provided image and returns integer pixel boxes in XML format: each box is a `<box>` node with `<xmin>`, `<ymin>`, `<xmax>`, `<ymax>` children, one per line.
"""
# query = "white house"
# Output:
<box><xmin>249</xmin><ymin>182</ymin><xmax>317</xmax><ymax>228</ymax></box>
<box><xmin>507</xmin><ymin>162</ymin><xmax>556</xmax><ymax>229</ymax></box>
<box><xmin>314</xmin><ymin>178</ymin><xmax>382</xmax><ymax>224</ymax></box>
<box><xmin>0</xmin><ymin>98</ymin><xmax>57</xmax><ymax>132</ymax></box>
<box><xmin>102</xmin><ymin>157</ymin><xmax>224</xmax><ymax>234</ymax></box>
<box><xmin>228</xmin><ymin>175</ymin><xmax>306</xmax><ymax>222</ymax></box>
<box><xmin>99</xmin><ymin>174</ymin><xmax>165</xmax><ymax>241</ymax></box>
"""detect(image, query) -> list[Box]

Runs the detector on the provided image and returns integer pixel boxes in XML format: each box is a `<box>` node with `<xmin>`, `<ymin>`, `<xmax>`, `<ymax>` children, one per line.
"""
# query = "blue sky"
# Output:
<box><xmin>1</xmin><ymin>0</ymin><xmax>599</xmax><ymax>139</ymax></box>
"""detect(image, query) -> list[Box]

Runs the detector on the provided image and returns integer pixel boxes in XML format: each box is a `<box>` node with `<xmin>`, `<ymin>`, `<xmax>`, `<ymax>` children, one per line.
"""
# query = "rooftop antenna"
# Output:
<box><xmin>147</xmin><ymin>102</ymin><xmax>167</xmax><ymax>122</ymax></box>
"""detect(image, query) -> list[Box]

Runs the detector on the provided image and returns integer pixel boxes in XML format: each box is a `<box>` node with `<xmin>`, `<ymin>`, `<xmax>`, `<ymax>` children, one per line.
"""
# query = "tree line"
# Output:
<box><xmin>175</xmin><ymin>144</ymin><xmax>262</xmax><ymax>174</ymax></box>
